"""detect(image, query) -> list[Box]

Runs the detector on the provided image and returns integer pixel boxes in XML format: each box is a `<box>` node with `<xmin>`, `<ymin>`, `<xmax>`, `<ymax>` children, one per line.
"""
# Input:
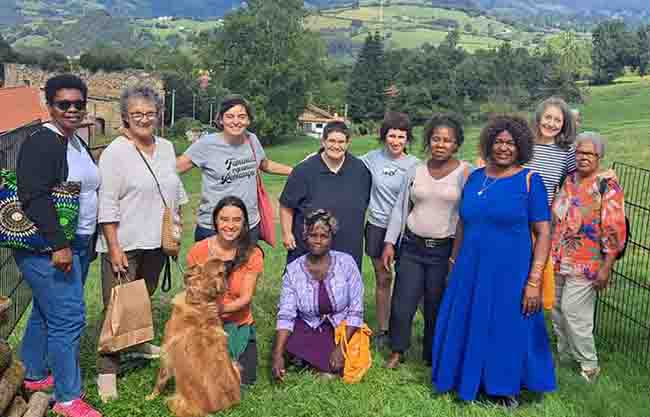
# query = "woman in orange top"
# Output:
<box><xmin>550</xmin><ymin>132</ymin><xmax>626</xmax><ymax>382</ymax></box>
<box><xmin>186</xmin><ymin>196</ymin><xmax>264</xmax><ymax>386</ymax></box>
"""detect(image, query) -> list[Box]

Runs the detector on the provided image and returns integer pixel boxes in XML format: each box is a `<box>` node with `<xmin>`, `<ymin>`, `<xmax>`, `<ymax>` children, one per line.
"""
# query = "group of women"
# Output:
<box><xmin>15</xmin><ymin>73</ymin><xmax>627</xmax><ymax>417</ymax></box>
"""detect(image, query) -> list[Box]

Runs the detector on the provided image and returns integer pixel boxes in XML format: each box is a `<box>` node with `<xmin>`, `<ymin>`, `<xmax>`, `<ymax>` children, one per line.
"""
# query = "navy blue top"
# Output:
<box><xmin>280</xmin><ymin>151</ymin><xmax>371</xmax><ymax>270</ymax></box>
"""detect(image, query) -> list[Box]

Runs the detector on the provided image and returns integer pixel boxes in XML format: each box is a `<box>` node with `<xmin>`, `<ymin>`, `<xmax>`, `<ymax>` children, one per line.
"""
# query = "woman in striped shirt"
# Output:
<box><xmin>525</xmin><ymin>96</ymin><xmax>577</xmax><ymax>205</ymax></box>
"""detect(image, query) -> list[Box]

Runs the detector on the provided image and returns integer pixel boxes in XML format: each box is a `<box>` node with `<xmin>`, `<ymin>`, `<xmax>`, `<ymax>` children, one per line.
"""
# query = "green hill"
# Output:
<box><xmin>309</xmin><ymin>4</ymin><xmax>546</xmax><ymax>54</ymax></box>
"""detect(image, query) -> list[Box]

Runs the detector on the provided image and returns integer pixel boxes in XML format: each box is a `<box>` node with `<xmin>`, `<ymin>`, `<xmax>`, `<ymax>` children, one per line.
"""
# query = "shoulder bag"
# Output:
<box><xmin>246</xmin><ymin>136</ymin><xmax>276</xmax><ymax>247</ymax></box>
<box><xmin>133</xmin><ymin>144</ymin><xmax>182</xmax><ymax>259</ymax></box>
<box><xmin>526</xmin><ymin>170</ymin><xmax>555</xmax><ymax>310</ymax></box>
<box><xmin>0</xmin><ymin>129</ymin><xmax>81</xmax><ymax>252</ymax></box>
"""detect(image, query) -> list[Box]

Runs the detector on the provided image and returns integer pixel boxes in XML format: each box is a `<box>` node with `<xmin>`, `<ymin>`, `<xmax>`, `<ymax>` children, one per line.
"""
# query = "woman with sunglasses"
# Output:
<box><xmin>95</xmin><ymin>84</ymin><xmax>188</xmax><ymax>402</ymax></box>
<box><xmin>15</xmin><ymin>74</ymin><xmax>102</xmax><ymax>417</ymax></box>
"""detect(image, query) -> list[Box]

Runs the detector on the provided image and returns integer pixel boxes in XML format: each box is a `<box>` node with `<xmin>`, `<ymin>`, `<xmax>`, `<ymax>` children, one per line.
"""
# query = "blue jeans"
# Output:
<box><xmin>14</xmin><ymin>234</ymin><xmax>93</xmax><ymax>403</ymax></box>
<box><xmin>194</xmin><ymin>224</ymin><xmax>260</xmax><ymax>243</ymax></box>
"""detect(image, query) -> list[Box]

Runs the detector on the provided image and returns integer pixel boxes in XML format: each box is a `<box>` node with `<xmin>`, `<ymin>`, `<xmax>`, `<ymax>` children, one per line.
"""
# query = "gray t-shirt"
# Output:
<box><xmin>185</xmin><ymin>131</ymin><xmax>266</xmax><ymax>229</ymax></box>
<box><xmin>361</xmin><ymin>149</ymin><xmax>419</xmax><ymax>228</ymax></box>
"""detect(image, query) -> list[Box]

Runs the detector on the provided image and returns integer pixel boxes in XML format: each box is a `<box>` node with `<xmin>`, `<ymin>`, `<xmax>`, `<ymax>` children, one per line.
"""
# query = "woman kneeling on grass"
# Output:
<box><xmin>272</xmin><ymin>209</ymin><xmax>364</xmax><ymax>381</ymax></box>
<box><xmin>186</xmin><ymin>196</ymin><xmax>264</xmax><ymax>386</ymax></box>
<box><xmin>550</xmin><ymin>132</ymin><xmax>627</xmax><ymax>382</ymax></box>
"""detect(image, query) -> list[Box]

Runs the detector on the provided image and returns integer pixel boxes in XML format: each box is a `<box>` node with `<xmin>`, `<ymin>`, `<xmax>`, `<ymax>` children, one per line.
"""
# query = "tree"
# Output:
<box><xmin>79</xmin><ymin>45</ymin><xmax>130</xmax><ymax>73</ymax></box>
<box><xmin>0</xmin><ymin>35</ymin><xmax>17</xmax><ymax>62</ymax></box>
<box><xmin>546</xmin><ymin>31</ymin><xmax>592</xmax><ymax>81</ymax></box>
<box><xmin>591</xmin><ymin>21</ymin><xmax>633</xmax><ymax>85</ymax></box>
<box><xmin>636</xmin><ymin>25</ymin><xmax>650</xmax><ymax>77</ymax></box>
<box><xmin>346</xmin><ymin>32</ymin><xmax>387</xmax><ymax>122</ymax></box>
<box><xmin>195</xmin><ymin>0</ymin><xmax>326</xmax><ymax>143</ymax></box>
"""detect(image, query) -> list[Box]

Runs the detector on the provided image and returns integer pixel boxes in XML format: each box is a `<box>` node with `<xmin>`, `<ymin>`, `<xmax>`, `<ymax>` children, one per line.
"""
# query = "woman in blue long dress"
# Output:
<box><xmin>431</xmin><ymin>115</ymin><xmax>556</xmax><ymax>406</ymax></box>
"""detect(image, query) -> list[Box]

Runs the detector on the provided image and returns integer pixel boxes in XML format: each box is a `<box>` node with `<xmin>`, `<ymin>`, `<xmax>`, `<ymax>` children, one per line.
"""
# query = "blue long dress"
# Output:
<box><xmin>431</xmin><ymin>168</ymin><xmax>557</xmax><ymax>401</ymax></box>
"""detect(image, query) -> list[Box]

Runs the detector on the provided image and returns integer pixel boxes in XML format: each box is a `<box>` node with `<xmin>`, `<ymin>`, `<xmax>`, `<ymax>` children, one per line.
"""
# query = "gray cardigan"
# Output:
<box><xmin>384</xmin><ymin>161</ymin><xmax>472</xmax><ymax>247</ymax></box>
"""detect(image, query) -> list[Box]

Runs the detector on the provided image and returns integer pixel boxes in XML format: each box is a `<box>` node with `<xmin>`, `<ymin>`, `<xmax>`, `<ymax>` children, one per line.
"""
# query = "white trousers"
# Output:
<box><xmin>551</xmin><ymin>273</ymin><xmax>599</xmax><ymax>370</ymax></box>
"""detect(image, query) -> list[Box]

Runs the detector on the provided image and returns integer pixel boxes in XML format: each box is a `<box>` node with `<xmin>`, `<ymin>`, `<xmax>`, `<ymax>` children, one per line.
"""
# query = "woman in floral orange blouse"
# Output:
<box><xmin>550</xmin><ymin>132</ymin><xmax>627</xmax><ymax>383</ymax></box>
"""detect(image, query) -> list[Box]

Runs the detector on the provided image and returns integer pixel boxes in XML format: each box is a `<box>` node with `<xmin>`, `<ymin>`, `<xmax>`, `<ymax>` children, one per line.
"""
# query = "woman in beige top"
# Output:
<box><xmin>382</xmin><ymin>113</ymin><xmax>470</xmax><ymax>369</ymax></box>
<box><xmin>95</xmin><ymin>84</ymin><xmax>188</xmax><ymax>401</ymax></box>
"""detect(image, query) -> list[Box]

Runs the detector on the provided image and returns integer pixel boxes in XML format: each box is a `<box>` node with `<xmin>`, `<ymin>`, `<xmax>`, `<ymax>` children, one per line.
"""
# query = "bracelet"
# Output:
<box><xmin>526</xmin><ymin>280</ymin><xmax>540</xmax><ymax>288</ymax></box>
<box><xmin>530</xmin><ymin>263</ymin><xmax>545</xmax><ymax>275</ymax></box>
<box><xmin>449</xmin><ymin>257</ymin><xmax>456</xmax><ymax>265</ymax></box>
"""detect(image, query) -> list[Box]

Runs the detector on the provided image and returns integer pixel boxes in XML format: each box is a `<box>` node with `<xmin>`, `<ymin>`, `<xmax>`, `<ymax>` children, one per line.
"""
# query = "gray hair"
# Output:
<box><xmin>533</xmin><ymin>96</ymin><xmax>576</xmax><ymax>150</ymax></box>
<box><xmin>120</xmin><ymin>84</ymin><xmax>163</xmax><ymax>122</ymax></box>
<box><xmin>575</xmin><ymin>131</ymin><xmax>606</xmax><ymax>158</ymax></box>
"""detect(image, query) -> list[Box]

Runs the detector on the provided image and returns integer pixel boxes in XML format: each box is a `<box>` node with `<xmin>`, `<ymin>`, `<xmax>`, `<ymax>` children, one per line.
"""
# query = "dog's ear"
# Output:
<box><xmin>204</xmin><ymin>259</ymin><xmax>227</xmax><ymax>292</ymax></box>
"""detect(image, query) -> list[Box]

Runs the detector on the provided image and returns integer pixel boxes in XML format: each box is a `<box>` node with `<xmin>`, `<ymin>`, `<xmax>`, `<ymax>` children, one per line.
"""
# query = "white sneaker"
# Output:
<box><xmin>124</xmin><ymin>342</ymin><xmax>161</xmax><ymax>360</ymax></box>
<box><xmin>580</xmin><ymin>366</ymin><xmax>601</xmax><ymax>383</ymax></box>
<box><xmin>97</xmin><ymin>373</ymin><xmax>118</xmax><ymax>403</ymax></box>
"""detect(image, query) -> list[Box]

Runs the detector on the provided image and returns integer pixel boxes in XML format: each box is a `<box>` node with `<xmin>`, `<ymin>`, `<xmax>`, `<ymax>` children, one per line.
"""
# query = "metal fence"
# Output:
<box><xmin>595</xmin><ymin>162</ymin><xmax>650</xmax><ymax>367</ymax></box>
<box><xmin>0</xmin><ymin>121</ymin><xmax>42</xmax><ymax>339</ymax></box>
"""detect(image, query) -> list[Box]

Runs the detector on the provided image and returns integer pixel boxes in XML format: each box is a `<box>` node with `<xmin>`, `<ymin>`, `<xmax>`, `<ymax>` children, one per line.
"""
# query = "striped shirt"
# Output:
<box><xmin>525</xmin><ymin>143</ymin><xmax>576</xmax><ymax>205</ymax></box>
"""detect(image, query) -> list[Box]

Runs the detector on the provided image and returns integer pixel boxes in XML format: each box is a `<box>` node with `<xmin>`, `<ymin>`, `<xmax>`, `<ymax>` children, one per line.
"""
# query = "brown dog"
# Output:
<box><xmin>147</xmin><ymin>258</ymin><xmax>241</xmax><ymax>417</ymax></box>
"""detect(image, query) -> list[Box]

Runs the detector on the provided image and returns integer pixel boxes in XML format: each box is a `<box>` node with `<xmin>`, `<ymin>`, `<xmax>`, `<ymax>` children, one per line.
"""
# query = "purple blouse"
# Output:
<box><xmin>276</xmin><ymin>250</ymin><xmax>364</xmax><ymax>332</ymax></box>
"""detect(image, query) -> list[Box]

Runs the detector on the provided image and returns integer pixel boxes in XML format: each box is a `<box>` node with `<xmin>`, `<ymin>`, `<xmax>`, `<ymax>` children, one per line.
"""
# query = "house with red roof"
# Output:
<box><xmin>0</xmin><ymin>86</ymin><xmax>50</xmax><ymax>134</ymax></box>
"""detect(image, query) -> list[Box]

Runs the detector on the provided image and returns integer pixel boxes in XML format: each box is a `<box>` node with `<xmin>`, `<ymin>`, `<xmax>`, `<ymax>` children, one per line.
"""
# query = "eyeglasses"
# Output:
<box><xmin>576</xmin><ymin>151</ymin><xmax>600</xmax><ymax>159</ymax></box>
<box><xmin>494</xmin><ymin>139</ymin><xmax>517</xmax><ymax>148</ymax></box>
<box><xmin>53</xmin><ymin>100</ymin><xmax>87</xmax><ymax>111</ymax></box>
<box><xmin>129</xmin><ymin>112</ymin><xmax>158</xmax><ymax>121</ymax></box>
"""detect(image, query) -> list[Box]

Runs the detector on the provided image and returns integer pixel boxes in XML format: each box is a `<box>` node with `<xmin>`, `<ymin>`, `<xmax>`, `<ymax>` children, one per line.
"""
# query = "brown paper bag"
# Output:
<box><xmin>98</xmin><ymin>276</ymin><xmax>154</xmax><ymax>353</ymax></box>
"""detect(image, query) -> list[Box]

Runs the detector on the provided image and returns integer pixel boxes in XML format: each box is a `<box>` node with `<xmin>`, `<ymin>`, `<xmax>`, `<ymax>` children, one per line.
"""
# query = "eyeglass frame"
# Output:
<box><xmin>128</xmin><ymin>112</ymin><xmax>159</xmax><ymax>122</ymax></box>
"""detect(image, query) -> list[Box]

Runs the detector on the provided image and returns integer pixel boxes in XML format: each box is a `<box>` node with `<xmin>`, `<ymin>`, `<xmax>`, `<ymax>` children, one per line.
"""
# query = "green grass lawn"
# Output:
<box><xmin>10</xmin><ymin>77</ymin><xmax>650</xmax><ymax>416</ymax></box>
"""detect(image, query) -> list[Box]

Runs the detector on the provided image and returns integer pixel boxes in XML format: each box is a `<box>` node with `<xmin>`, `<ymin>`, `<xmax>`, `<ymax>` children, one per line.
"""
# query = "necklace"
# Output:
<box><xmin>477</xmin><ymin>175</ymin><xmax>498</xmax><ymax>196</ymax></box>
<box><xmin>477</xmin><ymin>166</ymin><xmax>515</xmax><ymax>196</ymax></box>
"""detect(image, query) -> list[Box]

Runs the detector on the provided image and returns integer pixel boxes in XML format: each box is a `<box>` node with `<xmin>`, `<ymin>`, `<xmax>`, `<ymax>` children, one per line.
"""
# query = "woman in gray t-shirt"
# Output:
<box><xmin>177</xmin><ymin>95</ymin><xmax>293</xmax><ymax>242</ymax></box>
<box><xmin>360</xmin><ymin>112</ymin><xmax>419</xmax><ymax>348</ymax></box>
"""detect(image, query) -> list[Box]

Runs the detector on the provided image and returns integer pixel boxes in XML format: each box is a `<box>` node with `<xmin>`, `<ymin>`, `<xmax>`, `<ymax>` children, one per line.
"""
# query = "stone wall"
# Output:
<box><xmin>1</xmin><ymin>63</ymin><xmax>165</xmax><ymax>135</ymax></box>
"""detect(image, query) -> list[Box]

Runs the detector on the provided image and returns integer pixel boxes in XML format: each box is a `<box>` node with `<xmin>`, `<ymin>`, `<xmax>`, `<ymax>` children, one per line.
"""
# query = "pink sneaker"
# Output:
<box><xmin>52</xmin><ymin>399</ymin><xmax>102</xmax><ymax>417</ymax></box>
<box><xmin>24</xmin><ymin>375</ymin><xmax>54</xmax><ymax>391</ymax></box>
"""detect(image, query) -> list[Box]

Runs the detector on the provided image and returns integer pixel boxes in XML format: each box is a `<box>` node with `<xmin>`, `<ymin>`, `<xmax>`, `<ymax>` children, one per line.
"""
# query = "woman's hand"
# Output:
<box><xmin>108</xmin><ymin>244</ymin><xmax>129</xmax><ymax>274</ymax></box>
<box><xmin>593</xmin><ymin>266</ymin><xmax>611</xmax><ymax>291</ymax></box>
<box><xmin>522</xmin><ymin>282</ymin><xmax>542</xmax><ymax>316</ymax></box>
<box><xmin>381</xmin><ymin>244</ymin><xmax>395</xmax><ymax>272</ymax></box>
<box><xmin>205</xmin><ymin>302</ymin><xmax>222</xmax><ymax>318</ymax></box>
<box><xmin>329</xmin><ymin>345</ymin><xmax>345</xmax><ymax>373</ymax></box>
<box><xmin>271</xmin><ymin>355</ymin><xmax>287</xmax><ymax>382</ymax></box>
<box><xmin>282</xmin><ymin>231</ymin><xmax>297</xmax><ymax>251</ymax></box>
<box><xmin>51</xmin><ymin>247</ymin><xmax>73</xmax><ymax>273</ymax></box>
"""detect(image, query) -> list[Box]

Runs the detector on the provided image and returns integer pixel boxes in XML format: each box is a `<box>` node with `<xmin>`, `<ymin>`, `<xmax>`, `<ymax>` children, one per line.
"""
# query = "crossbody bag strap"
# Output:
<box><xmin>134</xmin><ymin>144</ymin><xmax>168</xmax><ymax>208</ymax></box>
<box><xmin>245</xmin><ymin>133</ymin><xmax>258</xmax><ymax>165</ymax></box>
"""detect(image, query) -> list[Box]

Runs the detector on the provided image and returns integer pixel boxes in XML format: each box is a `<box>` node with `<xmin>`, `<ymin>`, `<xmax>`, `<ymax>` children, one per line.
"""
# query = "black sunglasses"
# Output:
<box><xmin>53</xmin><ymin>100</ymin><xmax>87</xmax><ymax>111</ymax></box>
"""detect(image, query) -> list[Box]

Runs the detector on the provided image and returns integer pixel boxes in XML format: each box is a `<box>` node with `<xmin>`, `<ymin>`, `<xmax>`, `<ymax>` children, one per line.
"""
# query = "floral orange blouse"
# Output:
<box><xmin>551</xmin><ymin>172</ymin><xmax>627</xmax><ymax>280</ymax></box>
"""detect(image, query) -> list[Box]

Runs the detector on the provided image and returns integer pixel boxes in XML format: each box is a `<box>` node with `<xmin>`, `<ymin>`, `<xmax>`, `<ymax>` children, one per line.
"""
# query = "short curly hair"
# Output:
<box><xmin>422</xmin><ymin>113</ymin><xmax>465</xmax><ymax>153</ymax></box>
<box><xmin>45</xmin><ymin>74</ymin><xmax>87</xmax><ymax>105</ymax></box>
<box><xmin>302</xmin><ymin>209</ymin><xmax>338</xmax><ymax>242</ymax></box>
<box><xmin>480</xmin><ymin>114</ymin><xmax>535</xmax><ymax>165</ymax></box>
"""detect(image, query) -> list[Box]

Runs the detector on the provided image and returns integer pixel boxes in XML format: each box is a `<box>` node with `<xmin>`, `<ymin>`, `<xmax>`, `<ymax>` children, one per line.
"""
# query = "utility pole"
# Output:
<box><xmin>171</xmin><ymin>89</ymin><xmax>176</xmax><ymax>127</ymax></box>
<box><xmin>192</xmin><ymin>94</ymin><xmax>196</xmax><ymax>120</ymax></box>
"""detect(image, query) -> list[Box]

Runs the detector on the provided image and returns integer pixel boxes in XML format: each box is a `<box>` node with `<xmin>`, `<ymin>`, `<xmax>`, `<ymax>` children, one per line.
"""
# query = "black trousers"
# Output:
<box><xmin>389</xmin><ymin>236</ymin><xmax>451</xmax><ymax>361</ymax></box>
<box><xmin>239</xmin><ymin>338</ymin><xmax>258</xmax><ymax>386</ymax></box>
